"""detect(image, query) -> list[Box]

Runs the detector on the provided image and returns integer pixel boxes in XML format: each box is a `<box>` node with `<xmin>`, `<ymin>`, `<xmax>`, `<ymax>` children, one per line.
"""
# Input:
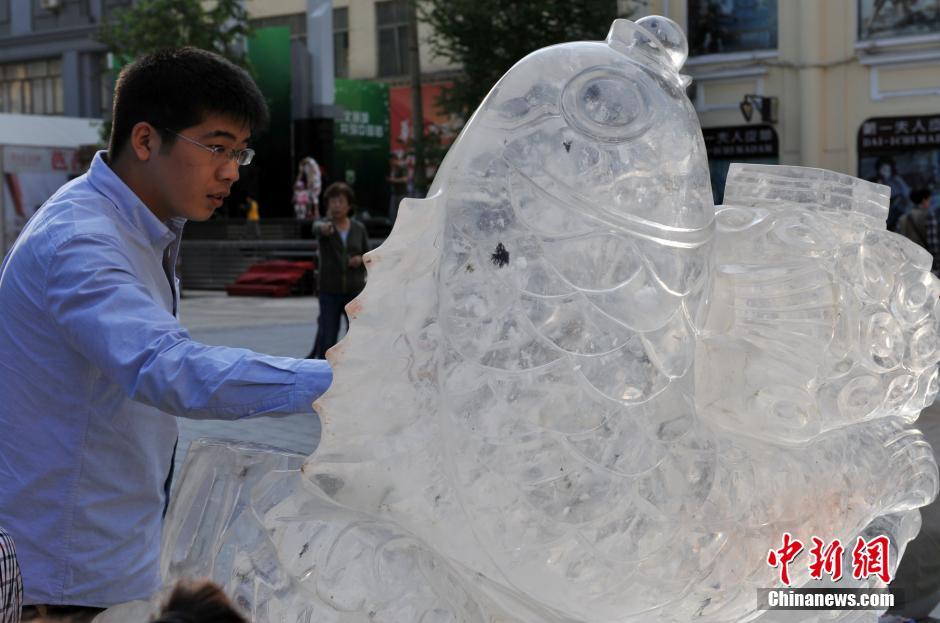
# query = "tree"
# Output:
<box><xmin>96</xmin><ymin>0</ymin><xmax>251</xmax><ymax>68</ymax></box>
<box><xmin>94</xmin><ymin>0</ymin><xmax>251</xmax><ymax>145</ymax></box>
<box><xmin>419</xmin><ymin>0</ymin><xmax>646</xmax><ymax>118</ymax></box>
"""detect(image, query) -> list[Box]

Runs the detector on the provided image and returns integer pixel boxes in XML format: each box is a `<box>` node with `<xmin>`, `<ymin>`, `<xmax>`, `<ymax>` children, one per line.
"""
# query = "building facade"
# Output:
<box><xmin>0</xmin><ymin>0</ymin><xmax>455</xmax><ymax>218</ymax></box>
<box><xmin>642</xmin><ymin>0</ymin><xmax>940</xmax><ymax>204</ymax></box>
<box><xmin>0</xmin><ymin>0</ymin><xmax>123</xmax><ymax>119</ymax></box>
<box><xmin>2</xmin><ymin>1</ymin><xmax>936</xmax><ymax>214</ymax></box>
<box><xmin>247</xmin><ymin>0</ymin><xmax>458</xmax><ymax>84</ymax></box>
<box><xmin>245</xmin><ymin>0</ymin><xmax>463</xmax><ymax>215</ymax></box>
<box><xmin>254</xmin><ymin>0</ymin><xmax>940</xmax><ymax>211</ymax></box>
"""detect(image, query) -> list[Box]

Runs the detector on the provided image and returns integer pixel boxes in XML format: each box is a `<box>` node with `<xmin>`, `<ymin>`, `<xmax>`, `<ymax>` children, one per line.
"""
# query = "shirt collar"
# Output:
<box><xmin>86</xmin><ymin>151</ymin><xmax>179</xmax><ymax>248</ymax></box>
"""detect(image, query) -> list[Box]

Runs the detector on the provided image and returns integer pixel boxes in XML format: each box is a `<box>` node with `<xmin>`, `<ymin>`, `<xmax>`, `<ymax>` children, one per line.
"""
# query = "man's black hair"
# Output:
<box><xmin>910</xmin><ymin>188</ymin><xmax>933</xmax><ymax>205</ymax></box>
<box><xmin>108</xmin><ymin>47</ymin><xmax>269</xmax><ymax>162</ymax></box>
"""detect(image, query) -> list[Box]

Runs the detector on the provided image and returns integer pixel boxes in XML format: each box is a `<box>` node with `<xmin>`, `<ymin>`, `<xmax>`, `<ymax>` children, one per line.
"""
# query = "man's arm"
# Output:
<box><xmin>45</xmin><ymin>234</ymin><xmax>331</xmax><ymax>419</ymax></box>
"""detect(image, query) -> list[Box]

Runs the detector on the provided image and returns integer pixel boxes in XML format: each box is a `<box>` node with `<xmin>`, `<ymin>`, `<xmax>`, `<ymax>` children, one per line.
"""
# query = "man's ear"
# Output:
<box><xmin>129</xmin><ymin>122</ymin><xmax>159</xmax><ymax>162</ymax></box>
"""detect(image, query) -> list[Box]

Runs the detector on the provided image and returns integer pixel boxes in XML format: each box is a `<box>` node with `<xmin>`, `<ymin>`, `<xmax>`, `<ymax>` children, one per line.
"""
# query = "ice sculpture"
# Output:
<box><xmin>161</xmin><ymin>16</ymin><xmax>940</xmax><ymax>623</ymax></box>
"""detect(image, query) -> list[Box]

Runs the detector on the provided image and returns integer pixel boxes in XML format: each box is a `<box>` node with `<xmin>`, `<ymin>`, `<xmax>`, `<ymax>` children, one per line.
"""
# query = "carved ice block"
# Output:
<box><xmin>162</xmin><ymin>15</ymin><xmax>940</xmax><ymax>623</ymax></box>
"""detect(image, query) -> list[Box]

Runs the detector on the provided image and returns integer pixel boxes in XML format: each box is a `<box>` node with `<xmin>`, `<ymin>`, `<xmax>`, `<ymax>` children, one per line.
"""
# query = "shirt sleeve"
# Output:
<box><xmin>44</xmin><ymin>234</ymin><xmax>332</xmax><ymax>420</ymax></box>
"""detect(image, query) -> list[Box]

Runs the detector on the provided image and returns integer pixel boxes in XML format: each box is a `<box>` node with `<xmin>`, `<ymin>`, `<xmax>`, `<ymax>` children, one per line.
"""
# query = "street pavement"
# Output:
<box><xmin>173</xmin><ymin>290</ymin><xmax>330</xmax><ymax>483</ymax></box>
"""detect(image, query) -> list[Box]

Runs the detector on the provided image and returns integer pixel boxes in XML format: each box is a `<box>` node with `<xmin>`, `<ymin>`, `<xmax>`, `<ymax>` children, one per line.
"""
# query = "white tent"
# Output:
<box><xmin>0</xmin><ymin>113</ymin><xmax>101</xmax><ymax>148</ymax></box>
<box><xmin>0</xmin><ymin>113</ymin><xmax>103</xmax><ymax>254</ymax></box>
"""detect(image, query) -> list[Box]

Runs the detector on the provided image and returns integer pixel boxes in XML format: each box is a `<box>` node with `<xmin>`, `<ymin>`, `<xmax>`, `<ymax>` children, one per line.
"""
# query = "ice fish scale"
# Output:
<box><xmin>391</xmin><ymin>19</ymin><xmax>716</xmax><ymax>609</ymax></box>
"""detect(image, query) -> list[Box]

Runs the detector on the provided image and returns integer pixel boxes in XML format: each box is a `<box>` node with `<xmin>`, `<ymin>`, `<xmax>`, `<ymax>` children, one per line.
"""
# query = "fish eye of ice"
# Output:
<box><xmin>156</xmin><ymin>16</ymin><xmax>940</xmax><ymax>623</ymax></box>
<box><xmin>561</xmin><ymin>68</ymin><xmax>652</xmax><ymax>142</ymax></box>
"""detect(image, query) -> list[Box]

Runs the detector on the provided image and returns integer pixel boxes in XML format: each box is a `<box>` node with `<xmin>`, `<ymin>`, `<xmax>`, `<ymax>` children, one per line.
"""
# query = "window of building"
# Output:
<box><xmin>0</xmin><ymin>1</ymin><xmax>11</xmax><ymax>36</ymax></box>
<box><xmin>376</xmin><ymin>0</ymin><xmax>410</xmax><ymax>77</ymax></box>
<box><xmin>0</xmin><ymin>59</ymin><xmax>64</xmax><ymax>115</ymax></box>
<box><xmin>858</xmin><ymin>0</ymin><xmax>940</xmax><ymax>41</ymax></box>
<box><xmin>334</xmin><ymin>6</ymin><xmax>349</xmax><ymax>78</ymax></box>
<box><xmin>32</xmin><ymin>0</ymin><xmax>91</xmax><ymax>31</ymax></box>
<box><xmin>687</xmin><ymin>0</ymin><xmax>778</xmax><ymax>56</ymax></box>
<box><xmin>250</xmin><ymin>12</ymin><xmax>307</xmax><ymax>40</ymax></box>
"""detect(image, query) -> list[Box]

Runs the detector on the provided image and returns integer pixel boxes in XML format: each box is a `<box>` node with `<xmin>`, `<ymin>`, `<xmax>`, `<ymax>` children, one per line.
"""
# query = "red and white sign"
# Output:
<box><xmin>3</xmin><ymin>146</ymin><xmax>85</xmax><ymax>174</ymax></box>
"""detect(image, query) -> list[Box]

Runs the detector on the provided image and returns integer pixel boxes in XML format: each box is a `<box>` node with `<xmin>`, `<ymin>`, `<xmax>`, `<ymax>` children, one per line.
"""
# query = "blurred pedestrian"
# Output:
<box><xmin>151</xmin><ymin>580</ymin><xmax>246</xmax><ymax>623</ymax></box>
<box><xmin>296</xmin><ymin>156</ymin><xmax>322</xmax><ymax>220</ymax></box>
<box><xmin>872</xmin><ymin>156</ymin><xmax>912</xmax><ymax>232</ymax></box>
<box><xmin>292</xmin><ymin>181</ymin><xmax>311</xmax><ymax>220</ymax></box>
<box><xmin>245</xmin><ymin>195</ymin><xmax>261</xmax><ymax>239</ymax></box>
<box><xmin>308</xmin><ymin>182</ymin><xmax>370</xmax><ymax>359</ymax></box>
<box><xmin>897</xmin><ymin>187</ymin><xmax>940</xmax><ymax>278</ymax></box>
<box><xmin>0</xmin><ymin>47</ymin><xmax>331</xmax><ymax>614</ymax></box>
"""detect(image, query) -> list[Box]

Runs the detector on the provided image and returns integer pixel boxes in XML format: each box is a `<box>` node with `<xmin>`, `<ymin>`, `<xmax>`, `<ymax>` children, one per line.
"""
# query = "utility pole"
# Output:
<box><xmin>407</xmin><ymin>0</ymin><xmax>427</xmax><ymax>195</ymax></box>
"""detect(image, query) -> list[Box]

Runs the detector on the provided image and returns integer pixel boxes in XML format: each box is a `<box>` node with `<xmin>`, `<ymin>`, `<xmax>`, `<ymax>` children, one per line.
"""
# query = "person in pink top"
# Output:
<box><xmin>292</xmin><ymin>180</ymin><xmax>311</xmax><ymax>220</ymax></box>
<box><xmin>296</xmin><ymin>156</ymin><xmax>322</xmax><ymax>219</ymax></box>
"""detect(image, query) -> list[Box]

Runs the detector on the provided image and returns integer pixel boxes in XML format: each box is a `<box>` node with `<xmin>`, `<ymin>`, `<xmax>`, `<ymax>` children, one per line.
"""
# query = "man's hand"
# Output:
<box><xmin>320</xmin><ymin>222</ymin><xmax>334</xmax><ymax>236</ymax></box>
<box><xmin>348</xmin><ymin>255</ymin><xmax>363</xmax><ymax>269</ymax></box>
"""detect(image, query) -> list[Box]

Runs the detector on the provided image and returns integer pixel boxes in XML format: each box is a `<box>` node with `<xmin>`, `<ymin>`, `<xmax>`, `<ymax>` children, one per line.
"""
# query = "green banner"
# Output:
<box><xmin>248</xmin><ymin>26</ymin><xmax>292</xmax><ymax>217</ymax></box>
<box><xmin>334</xmin><ymin>79</ymin><xmax>390</xmax><ymax>217</ymax></box>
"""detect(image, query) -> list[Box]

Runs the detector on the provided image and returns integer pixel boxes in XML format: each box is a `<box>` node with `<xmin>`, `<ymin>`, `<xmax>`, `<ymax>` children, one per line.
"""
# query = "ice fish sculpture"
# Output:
<box><xmin>161</xmin><ymin>16</ymin><xmax>940</xmax><ymax>623</ymax></box>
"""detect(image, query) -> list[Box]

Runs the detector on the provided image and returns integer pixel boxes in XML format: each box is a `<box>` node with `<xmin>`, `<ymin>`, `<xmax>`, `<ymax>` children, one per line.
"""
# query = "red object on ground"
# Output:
<box><xmin>225</xmin><ymin>260</ymin><xmax>315</xmax><ymax>297</ymax></box>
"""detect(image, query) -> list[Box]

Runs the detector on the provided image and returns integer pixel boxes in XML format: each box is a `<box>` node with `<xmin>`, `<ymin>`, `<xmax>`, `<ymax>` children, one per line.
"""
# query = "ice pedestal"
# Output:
<box><xmin>95</xmin><ymin>440</ymin><xmax>310</xmax><ymax>622</ymax></box>
<box><xmin>161</xmin><ymin>433</ymin><xmax>932</xmax><ymax>622</ymax></box>
<box><xmin>160</xmin><ymin>438</ymin><xmax>520</xmax><ymax>622</ymax></box>
<box><xmin>161</xmin><ymin>439</ymin><xmax>306</xmax><ymax>589</ymax></box>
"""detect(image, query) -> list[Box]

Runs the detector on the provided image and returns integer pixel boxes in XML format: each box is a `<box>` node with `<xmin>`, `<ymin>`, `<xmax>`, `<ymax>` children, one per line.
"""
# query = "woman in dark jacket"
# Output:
<box><xmin>308</xmin><ymin>182</ymin><xmax>370</xmax><ymax>359</ymax></box>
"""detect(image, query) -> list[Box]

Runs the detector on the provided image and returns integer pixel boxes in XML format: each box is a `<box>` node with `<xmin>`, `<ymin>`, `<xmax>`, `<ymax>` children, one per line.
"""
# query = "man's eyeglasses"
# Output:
<box><xmin>168</xmin><ymin>130</ymin><xmax>255</xmax><ymax>166</ymax></box>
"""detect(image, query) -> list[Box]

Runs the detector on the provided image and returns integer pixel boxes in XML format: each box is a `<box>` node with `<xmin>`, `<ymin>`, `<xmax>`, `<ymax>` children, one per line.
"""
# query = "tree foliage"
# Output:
<box><xmin>96</xmin><ymin>0</ymin><xmax>251</xmax><ymax>68</ymax></box>
<box><xmin>94</xmin><ymin>0</ymin><xmax>251</xmax><ymax>144</ymax></box>
<box><xmin>419</xmin><ymin>0</ymin><xmax>644</xmax><ymax>117</ymax></box>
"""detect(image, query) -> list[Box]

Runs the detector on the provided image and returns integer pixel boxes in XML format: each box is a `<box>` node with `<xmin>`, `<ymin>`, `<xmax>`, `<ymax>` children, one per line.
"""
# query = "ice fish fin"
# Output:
<box><xmin>311</xmin><ymin>192</ymin><xmax>445</xmax><ymax>460</ymax></box>
<box><xmin>700</xmin><ymin>165</ymin><xmax>940</xmax><ymax>443</ymax></box>
<box><xmin>300</xmin><ymin>191</ymin><xmax>506</xmax><ymax>576</ymax></box>
<box><xmin>723</xmin><ymin>162</ymin><xmax>890</xmax><ymax>220</ymax></box>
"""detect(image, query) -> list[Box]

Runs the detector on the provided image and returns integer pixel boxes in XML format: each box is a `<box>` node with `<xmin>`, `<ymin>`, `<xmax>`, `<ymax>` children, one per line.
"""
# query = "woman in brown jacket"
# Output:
<box><xmin>308</xmin><ymin>182</ymin><xmax>370</xmax><ymax>359</ymax></box>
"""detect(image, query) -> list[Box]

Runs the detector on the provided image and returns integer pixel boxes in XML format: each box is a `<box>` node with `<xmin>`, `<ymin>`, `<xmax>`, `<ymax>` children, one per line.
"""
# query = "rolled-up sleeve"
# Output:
<box><xmin>44</xmin><ymin>234</ymin><xmax>332</xmax><ymax>419</ymax></box>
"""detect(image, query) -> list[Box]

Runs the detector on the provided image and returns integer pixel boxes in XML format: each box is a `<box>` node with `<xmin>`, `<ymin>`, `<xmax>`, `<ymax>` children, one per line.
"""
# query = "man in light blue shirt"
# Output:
<box><xmin>0</xmin><ymin>48</ymin><xmax>332</xmax><ymax>614</ymax></box>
